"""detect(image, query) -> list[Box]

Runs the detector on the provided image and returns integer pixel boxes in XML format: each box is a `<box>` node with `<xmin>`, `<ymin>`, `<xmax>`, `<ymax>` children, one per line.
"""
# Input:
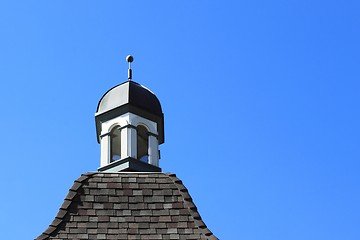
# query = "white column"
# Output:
<box><xmin>100</xmin><ymin>133</ymin><xmax>110</xmax><ymax>167</ymax></box>
<box><xmin>148</xmin><ymin>135</ymin><xmax>159</xmax><ymax>166</ymax></box>
<box><xmin>127</xmin><ymin>126</ymin><xmax>137</xmax><ymax>159</ymax></box>
<box><xmin>120</xmin><ymin>127</ymin><xmax>127</xmax><ymax>159</ymax></box>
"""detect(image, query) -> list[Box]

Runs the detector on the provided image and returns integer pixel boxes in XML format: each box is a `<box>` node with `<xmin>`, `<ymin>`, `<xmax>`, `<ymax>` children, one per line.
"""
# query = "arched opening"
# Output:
<box><xmin>110</xmin><ymin>126</ymin><xmax>121</xmax><ymax>162</ymax></box>
<box><xmin>137</xmin><ymin>125</ymin><xmax>149</xmax><ymax>163</ymax></box>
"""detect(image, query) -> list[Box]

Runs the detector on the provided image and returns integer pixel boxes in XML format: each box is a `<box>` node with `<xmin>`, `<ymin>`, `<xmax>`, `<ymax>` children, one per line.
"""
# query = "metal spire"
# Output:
<box><xmin>126</xmin><ymin>55</ymin><xmax>134</xmax><ymax>81</ymax></box>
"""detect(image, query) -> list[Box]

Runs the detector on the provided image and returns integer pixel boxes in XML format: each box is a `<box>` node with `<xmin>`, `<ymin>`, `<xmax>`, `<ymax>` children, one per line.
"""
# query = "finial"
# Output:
<box><xmin>126</xmin><ymin>55</ymin><xmax>134</xmax><ymax>81</ymax></box>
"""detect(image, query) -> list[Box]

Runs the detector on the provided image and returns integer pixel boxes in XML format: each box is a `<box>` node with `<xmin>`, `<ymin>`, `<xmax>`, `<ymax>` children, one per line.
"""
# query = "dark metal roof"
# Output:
<box><xmin>96</xmin><ymin>81</ymin><xmax>163</xmax><ymax>117</ymax></box>
<box><xmin>36</xmin><ymin>172</ymin><xmax>217</xmax><ymax>240</ymax></box>
<box><xmin>95</xmin><ymin>81</ymin><xmax>165</xmax><ymax>144</ymax></box>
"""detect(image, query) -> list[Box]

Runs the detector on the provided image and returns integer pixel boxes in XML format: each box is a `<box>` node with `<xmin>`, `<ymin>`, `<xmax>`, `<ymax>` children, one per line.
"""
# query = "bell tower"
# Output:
<box><xmin>95</xmin><ymin>56</ymin><xmax>164</xmax><ymax>172</ymax></box>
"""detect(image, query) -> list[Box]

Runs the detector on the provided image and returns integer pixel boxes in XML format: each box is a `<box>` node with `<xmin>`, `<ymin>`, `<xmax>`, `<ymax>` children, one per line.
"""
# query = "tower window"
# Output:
<box><xmin>110</xmin><ymin>127</ymin><xmax>121</xmax><ymax>162</ymax></box>
<box><xmin>137</xmin><ymin>125</ymin><xmax>149</xmax><ymax>163</ymax></box>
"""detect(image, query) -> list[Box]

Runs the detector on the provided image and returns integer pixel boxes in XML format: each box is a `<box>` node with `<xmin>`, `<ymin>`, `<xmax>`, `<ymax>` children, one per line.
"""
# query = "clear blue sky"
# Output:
<box><xmin>0</xmin><ymin>1</ymin><xmax>359</xmax><ymax>239</ymax></box>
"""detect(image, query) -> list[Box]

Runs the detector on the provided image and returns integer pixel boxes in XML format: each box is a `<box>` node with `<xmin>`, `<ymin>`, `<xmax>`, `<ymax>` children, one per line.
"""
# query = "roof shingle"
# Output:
<box><xmin>36</xmin><ymin>172</ymin><xmax>217</xmax><ymax>240</ymax></box>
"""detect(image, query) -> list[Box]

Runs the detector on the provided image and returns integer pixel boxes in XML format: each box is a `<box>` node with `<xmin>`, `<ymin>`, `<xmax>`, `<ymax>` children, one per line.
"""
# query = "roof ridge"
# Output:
<box><xmin>35</xmin><ymin>172</ymin><xmax>96</xmax><ymax>240</ymax></box>
<box><xmin>167</xmin><ymin>173</ymin><xmax>218</xmax><ymax>240</ymax></box>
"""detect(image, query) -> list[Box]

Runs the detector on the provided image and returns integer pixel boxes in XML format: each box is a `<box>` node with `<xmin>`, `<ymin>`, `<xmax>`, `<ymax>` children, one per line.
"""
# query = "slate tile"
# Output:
<box><xmin>107</xmin><ymin>182</ymin><xmax>121</xmax><ymax>188</ymax></box>
<box><xmin>168</xmin><ymin>233</ymin><xmax>180</xmax><ymax>239</ymax></box>
<box><xmin>128</xmin><ymin>177</ymin><xmax>137</xmax><ymax>183</ymax></box>
<box><xmin>107</xmin><ymin>234</ymin><xmax>120</xmax><ymax>239</ymax></box>
<box><xmin>156</xmin><ymin>228</ymin><xmax>168</xmax><ymax>234</ymax></box>
<box><xmin>159</xmin><ymin>216</ymin><xmax>172</xmax><ymax>222</ymax></box>
<box><xmin>139</xmin><ymin>209</ymin><xmax>152</xmax><ymax>216</ymax></box>
<box><xmin>101</xmin><ymin>188</ymin><xmax>116</xmax><ymax>195</ymax></box>
<box><xmin>160</xmin><ymin>183</ymin><xmax>176</xmax><ymax>189</ymax></box>
<box><xmin>127</xmin><ymin>203</ymin><xmax>140</xmax><ymax>210</ymax></box>
<box><xmin>65</xmin><ymin>191</ymin><xmax>77</xmax><ymax>201</ymax></box>
<box><xmin>128</xmin><ymin>235</ymin><xmax>141</xmax><ymax>240</ymax></box>
<box><xmin>171</xmin><ymin>215</ymin><xmax>189</xmax><ymax>222</ymax></box>
<box><xmin>97</xmin><ymin>233</ymin><xmax>106</xmax><ymax>239</ymax></box>
<box><xmin>98</xmin><ymin>216</ymin><xmax>110</xmax><ymax>222</ymax></box>
<box><xmin>163</xmin><ymin>189</ymin><xmax>173</xmax><ymax>196</ymax></box>
<box><xmin>141</xmin><ymin>234</ymin><xmax>162</xmax><ymax>239</ymax></box>
<box><xmin>148</xmin><ymin>203</ymin><xmax>163</xmax><ymax>209</ymax></box>
<box><xmin>139</xmin><ymin>183</ymin><xmax>159</xmax><ymax>189</ymax></box>
<box><xmin>87</xmin><ymin>229</ymin><xmax>97</xmax><ymax>234</ymax></box>
<box><xmin>50</xmin><ymin>217</ymin><xmax>62</xmax><ymax>227</ymax></box>
<box><xmin>150</xmin><ymin>222</ymin><xmax>167</xmax><ymax>228</ymax></box>
<box><xmin>167</xmin><ymin>228</ymin><xmax>178</xmax><ymax>234</ymax></box>
<box><xmin>87</xmin><ymin>182</ymin><xmax>98</xmax><ymax>188</ymax></box>
<box><xmin>78</xmin><ymin>201</ymin><xmax>92</xmax><ymax>209</ymax></box>
<box><xmin>96</xmin><ymin>228</ymin><xmax>107</xmax><ymax>234</ymax></box>
<box><xmin>118</xmin><ymin>196</ymin><xmax>129</xmax><ymax>202</ymax></box>
<box><xmin>121</xmin><ymin>177</ymin><xmax>130</xmax><ymax>183</ymax></box>
<box><xmin>97</xmin><ymin>209</ymin><xmax>115</xmax><ymax>216</ymax></box>
<box><xmin>172</xmin><ymin>202</ymin><xmax>183</xmax><ymax>209</ymax></box>
<box><xmin>144</xmin><ymin>178</ymin><xmax>156</xmax><ymax>183</ymax></box>
<box><xmin>93</xmin><ymin>203</ymin><xmax>104</xmax><ymax>209</ymax></box>
<box><xmin>95</xmin><ymin>196</ymin><xmax>109</xmax><ymax>202</ymax></box>
<box><xmin>119</xmin><ymin>222</ymin><xmax>129</xmax><ymax>228</ymax></box>
<box><xmin>76</xmin><ymin>175</ymin><xmax>89</xmax><ymax>183</ymax></box>
<box><xmin>142</xmin><ymin>189</ymin><xmax>152</xmax><ymax>195</ymax></box>
<box><xmin>97</xmin><ymin>183</ymin><xmax>107</xmax><ymax>188</ymax></box>
<box><xmin>44</xmin><ymin>226</ymin><xmax>56</xmax><ymax>235</ymax></box>
<box><xmin>129</xmin><ymin>196</ymin><xmax>144</xmax><ymax>203</ymax></box>
<box><xmin>134</xmin><ymin>216</ymin><xmax>150</xmax><ymax>222</ymax></box>
<box><xmin>179</xmin><ymin>209</ymin><xmax>190</xmax><ymax>215</ymax></box>
<box><xmin>121</xmin><ymin>209</ymin><xmax>131</xmax><ymax>216</ymax></box>
<box><xmin>123</xmin><ymin>189</ymin><xmax>133</xmax><ymax>196</ymax></box>
<box><xmin>85</xmin><ymin>209</ymin><xmax>96</xmax><ymax>216</ymax></box>
<box><xmin>152</xmin><ymin>196</ymin><xmax>165</xmax><ymax>202</ymax></box>
<box><xmin>104</xmin><ymin>202</ymin><xmax>113</xmax><ymax>209</ymax></box>
<box><xmin>133</xmin><ymin>190</ymin><xmax>143</xmax><ymax>196</ymax></box>
<box><xmin>70</xmin><ymin>182</ymin><xmax>82</xmax><ymax>191</ymax></box>
<box><xmin>98</xmin><ymin>222</ymin><xmax>118</xmax><ymax>228</ymax></box>
<box><xmin>73</xmin><ymin>216</ymin><xmax>89</xmax><ymax>222</ymax></box>
<box><xmin>153</xmin><ymin>209</ymin><xmax>170</xmax><ymax>216</ymax></box>
<box><xmin>55</xmin><ymin>209</ymin><xmax>67</xmax><ymax>219</ymax></box>
<box><xmin>110</xmin><ymin>216</ymin><xmax>126</xmax><ymax>222</ymax></box>
<box><xmin>83</xmin><ymin>195</ymin><xmax>95</xmax><ymax>202</ymax></box>
<box><xmin>109</xmin><ymin>196</ymin><xmax>119</xmax><ymax>202</ymax></box>
<box><xmin>127</xmin><ymin>228</ymin><xmax>139</xmax><ymax>235</ymax></box>
<box><xmin>89</xmin><ymin>216</ymin><xmax>98</xmax><ymax>222</ymax></box>
<box><xmin>139</xmin><ymin>228</ymin><xmax>156</xmax><ymax>234</ymax></box>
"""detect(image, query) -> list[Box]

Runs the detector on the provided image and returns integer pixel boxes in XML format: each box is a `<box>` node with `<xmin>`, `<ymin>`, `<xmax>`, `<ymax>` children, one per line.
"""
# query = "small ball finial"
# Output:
<box><xmin>126</xmin><ymin>55</ymin><xmax>134</xmax><ymax>63</ymax></box>
<box><xmin>126</xmin><ymin>55</ymin><xmax>133</xmax><ymax>81</ymax></box>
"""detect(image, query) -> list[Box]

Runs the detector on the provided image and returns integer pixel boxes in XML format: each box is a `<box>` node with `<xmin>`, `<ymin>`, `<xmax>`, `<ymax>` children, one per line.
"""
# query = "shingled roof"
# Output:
<box><xmin>36</xmin><ymin>172</ymin><xmax>217</xmax><ymax>240</ymax></box>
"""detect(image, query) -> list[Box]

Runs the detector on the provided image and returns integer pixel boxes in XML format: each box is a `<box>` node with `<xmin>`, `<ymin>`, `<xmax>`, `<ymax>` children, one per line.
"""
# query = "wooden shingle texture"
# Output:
<box><xmin>36</xmin><ymin>172</ymin><xmax>217</xmax><ymax>240</ymax></box>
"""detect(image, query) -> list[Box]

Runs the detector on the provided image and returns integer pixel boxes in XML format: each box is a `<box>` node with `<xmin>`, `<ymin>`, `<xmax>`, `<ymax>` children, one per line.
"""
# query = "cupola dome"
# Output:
<box><xmin>95</xmin><ymin>80</ymin><xmax>164</xmax><ymax>144</ymax></box>
<box><xmin>96</xmin><ymin>81</ymin><xmax>163</xmax><ymax>117</ymax></box>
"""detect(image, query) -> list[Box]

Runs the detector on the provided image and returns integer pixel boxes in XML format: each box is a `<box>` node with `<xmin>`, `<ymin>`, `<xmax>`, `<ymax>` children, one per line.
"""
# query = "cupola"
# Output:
<box><xmin>95</xmin><ymin>56</ymin><xmax>164</xmax><ymax>172</ymax></box>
